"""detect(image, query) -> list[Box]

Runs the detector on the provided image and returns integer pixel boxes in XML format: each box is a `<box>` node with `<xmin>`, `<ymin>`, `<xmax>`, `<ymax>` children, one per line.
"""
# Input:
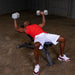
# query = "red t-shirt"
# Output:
<box><xmin>26</xmin><ymin>24</ymin><xmax>46</xmax><ymax>39</ymax></box>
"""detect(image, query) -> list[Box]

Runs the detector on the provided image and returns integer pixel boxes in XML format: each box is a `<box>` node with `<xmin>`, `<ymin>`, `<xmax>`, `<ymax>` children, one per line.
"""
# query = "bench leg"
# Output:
<box><xmin>16</xmin><ymin>43</ymin><xmax>34</xmax><ymax>49</ymax></box>
<box><xmin>43</xmin><ymin>48</ymin><xmax>54</xmax><ymax>66</ymax></box>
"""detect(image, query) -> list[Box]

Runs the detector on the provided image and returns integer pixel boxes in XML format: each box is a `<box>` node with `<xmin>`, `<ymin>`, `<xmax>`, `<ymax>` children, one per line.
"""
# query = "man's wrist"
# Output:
<box><xmin>42</xmin><ymin>14</ymin><xmax>44</xmax><ymax>16</ymax></box>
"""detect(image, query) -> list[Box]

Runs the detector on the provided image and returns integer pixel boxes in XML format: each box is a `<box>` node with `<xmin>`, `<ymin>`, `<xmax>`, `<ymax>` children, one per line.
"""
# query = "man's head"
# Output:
<box><xmin>24</xmin><ymin>21</ymin><xmax>30</xmax><ymax>27</ymax></box>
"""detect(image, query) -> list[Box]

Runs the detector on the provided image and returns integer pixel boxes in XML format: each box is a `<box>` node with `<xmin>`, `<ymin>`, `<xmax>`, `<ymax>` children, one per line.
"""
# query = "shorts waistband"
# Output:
<box><xmin>35</xmin><ymin>33</ymin><xmax>47</xmax><ymax>38</ymax></box>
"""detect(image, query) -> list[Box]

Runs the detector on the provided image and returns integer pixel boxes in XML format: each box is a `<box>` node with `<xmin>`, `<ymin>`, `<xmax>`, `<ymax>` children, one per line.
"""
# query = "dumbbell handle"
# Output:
<box><xmin>36</xmin><ymin>10</ymin><xmax>48</xmax><ymax>16</ymax></box>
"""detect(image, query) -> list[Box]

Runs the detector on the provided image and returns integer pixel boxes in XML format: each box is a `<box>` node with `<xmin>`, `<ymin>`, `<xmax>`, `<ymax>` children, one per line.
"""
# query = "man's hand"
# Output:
<box><xmin>40</xmin><ymin>11</ymin><xmax>44</xmax><ymax>15</ymax></box>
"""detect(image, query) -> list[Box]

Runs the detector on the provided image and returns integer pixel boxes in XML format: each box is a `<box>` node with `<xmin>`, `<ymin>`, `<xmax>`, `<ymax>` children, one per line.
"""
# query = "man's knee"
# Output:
<box><xmin>34</xmin><ymin>42</ymin><xmax>41</xmax><ymax>49</ymax></box>
<box><xmin>57</xmin><ymin>36</ymin><xmax>65</xmax><ymax>43</ymax></box>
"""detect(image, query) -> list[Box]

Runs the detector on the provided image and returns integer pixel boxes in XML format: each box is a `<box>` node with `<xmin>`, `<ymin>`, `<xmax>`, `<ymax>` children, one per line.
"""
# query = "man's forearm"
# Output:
<box><xmin>42</xmin><ymin>14</ymin><xmax>46</xmax><ymax>24</ymax></box>
<box><xmin>14</xmin><ymin>19</ymin><xmax>18</xmax><ymax>30</ymax></box>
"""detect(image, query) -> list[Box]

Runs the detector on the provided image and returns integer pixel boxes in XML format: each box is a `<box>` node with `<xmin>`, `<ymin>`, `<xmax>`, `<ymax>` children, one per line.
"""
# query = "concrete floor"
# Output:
<box><xmin>0</xmin><ymin>10</ymin><xmax>75</xmax><ymax>75</ymax></box>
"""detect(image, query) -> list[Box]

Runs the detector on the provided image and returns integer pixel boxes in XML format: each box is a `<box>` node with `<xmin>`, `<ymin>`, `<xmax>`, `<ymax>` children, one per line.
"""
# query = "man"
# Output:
<box><xmin>14</xmin><ymin>11</ymin><xmax>70</xmax><ymax>74</ymax></box>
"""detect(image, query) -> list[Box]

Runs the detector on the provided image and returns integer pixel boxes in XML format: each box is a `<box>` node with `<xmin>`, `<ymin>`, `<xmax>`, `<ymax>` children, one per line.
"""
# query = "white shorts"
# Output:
<box><xmin>34</xmin><ymin>33</ymin><xmax>60</xmax><ymax>49</ymax></box>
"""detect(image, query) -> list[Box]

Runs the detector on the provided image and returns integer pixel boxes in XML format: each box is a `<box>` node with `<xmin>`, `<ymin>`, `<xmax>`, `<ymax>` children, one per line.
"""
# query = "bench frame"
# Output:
<box><xmin>16</xmin><ymin>35</ymin><xmax>54</xmax><ymax>66</ymax></box>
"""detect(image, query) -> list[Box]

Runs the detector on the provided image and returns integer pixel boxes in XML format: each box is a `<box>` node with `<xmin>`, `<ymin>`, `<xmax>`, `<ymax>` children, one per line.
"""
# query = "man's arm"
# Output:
<box><xmin>14</xmin><ymin>19</ymin><xmax>25</xmax><ymax>33</ymax></box>
<box><xmin>38</xmin><ymin>11</ymin><xmax>46</xmax><ymax>28</ymax></box>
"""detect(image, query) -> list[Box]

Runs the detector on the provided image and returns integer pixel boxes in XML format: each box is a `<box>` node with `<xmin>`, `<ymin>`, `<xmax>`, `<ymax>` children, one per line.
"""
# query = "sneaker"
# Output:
<box><xmin>33</xmin><ymin>64</ymin><xmax>40</xmax><ymax>74</ymax></box>
<box><xmin>58</xmin><ymin>54</ymin><xmax>70</xmax><ymax>62</ymax></box>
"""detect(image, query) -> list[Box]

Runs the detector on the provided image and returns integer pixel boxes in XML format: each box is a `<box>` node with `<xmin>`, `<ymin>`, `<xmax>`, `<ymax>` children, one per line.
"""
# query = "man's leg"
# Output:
<box><xmin>57</xmin><ymin>36</ymin><xmax>65</xmax><ymax>56</ymax></box>
<box><xmin>34</xmin><ymin>42</ymin><xmax>41</xmax><ymax>64</ymax></box>
<box><xmin>33</xmin><ymin>42</ymin><xmax>41</xmax><ymax>74</ymax></box>
<box><xmin>57</xmin><ymin>36</ymin><xmax>70</xmax><ymax>62</ymax></box>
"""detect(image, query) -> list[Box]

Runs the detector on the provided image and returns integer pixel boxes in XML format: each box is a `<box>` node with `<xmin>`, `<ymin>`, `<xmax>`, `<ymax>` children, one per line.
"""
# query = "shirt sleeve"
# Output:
<box><xmin>25</xmin><ymin>27</ymin><xmax>29</xmax><ymax>34</ymax></box>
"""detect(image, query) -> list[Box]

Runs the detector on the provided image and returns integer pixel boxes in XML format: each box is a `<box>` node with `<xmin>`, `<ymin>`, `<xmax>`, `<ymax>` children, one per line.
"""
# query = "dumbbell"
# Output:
<box><xmin>36</xmin><ymin>10</ymin><xmax>48</xmax><ymax>15</ymax></box>
<box><xmin>12</xmin><ymin>12</ymin><xmax>20</xmax><ymax>19</ymax></box>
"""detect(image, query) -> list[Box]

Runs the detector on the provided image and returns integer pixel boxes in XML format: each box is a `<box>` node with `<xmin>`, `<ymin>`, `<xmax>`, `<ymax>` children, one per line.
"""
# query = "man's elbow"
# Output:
<box><xmin>15</xmin><ymin>28</ymin><xmax>19</xmax><ymax>31</ymax></box>
<box><xmin>43</xmin><ymin>22</ymin><xmax>46</xmax><ymax>26</ymax></box>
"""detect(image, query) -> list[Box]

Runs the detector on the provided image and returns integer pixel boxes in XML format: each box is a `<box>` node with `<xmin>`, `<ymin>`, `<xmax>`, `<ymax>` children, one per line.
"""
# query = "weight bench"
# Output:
<box><xmin>16</xmin><ymin>35</ymin><xmax>54</xmax><ymax>66</ymax></box>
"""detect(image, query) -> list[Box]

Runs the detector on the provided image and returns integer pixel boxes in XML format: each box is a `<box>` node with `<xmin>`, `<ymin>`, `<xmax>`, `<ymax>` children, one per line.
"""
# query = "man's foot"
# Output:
<box><xmin>58</xmin><ymin>54</ymin><xmax>70</xmax><ymax>62</ymax></box>
<box><xmin>33</xmin><ymin>64</ymin><xmax>40</xmax><ymax>74</ymax></box>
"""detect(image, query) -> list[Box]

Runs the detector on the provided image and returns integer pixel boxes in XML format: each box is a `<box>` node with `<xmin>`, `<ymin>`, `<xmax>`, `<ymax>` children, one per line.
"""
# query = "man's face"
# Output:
<box><xmin>24</xmin><ymin>21</ymin><xmax>30</xmax><ymax>27</ymax></box>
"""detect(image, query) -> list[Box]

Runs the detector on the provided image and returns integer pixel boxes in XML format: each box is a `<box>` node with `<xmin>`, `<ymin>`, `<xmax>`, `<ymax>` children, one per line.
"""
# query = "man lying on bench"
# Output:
<box><xmin>13</xmin><ymin>11</ymin><xmax>70</xmax><ymax>74</ymax></box>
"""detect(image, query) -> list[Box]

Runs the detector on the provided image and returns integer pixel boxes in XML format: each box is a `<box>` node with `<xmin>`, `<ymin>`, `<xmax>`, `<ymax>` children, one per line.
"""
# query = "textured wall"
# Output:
<box><xmin>0</xmin><ymin>0</ymin><xmax>74</xmax><ymax>18</ymax></box>
<box><xmin>0</xmin><ymin>0</ymin><xmax>26</xmax><ymax>14</ymax></box>
<box><xmin>69</xmin><ymin>0</ymin><xmax>75</xmax><ymax>18</ymax></box>
<box><xmin>26</xmin><ymin>0</ymin><xmax>70</xmax><ymax>17</ymax></box>
<box><xmin>48</xmin><ymin>0</ymin><xmax>70</xmax><ymax>16</ymax></box>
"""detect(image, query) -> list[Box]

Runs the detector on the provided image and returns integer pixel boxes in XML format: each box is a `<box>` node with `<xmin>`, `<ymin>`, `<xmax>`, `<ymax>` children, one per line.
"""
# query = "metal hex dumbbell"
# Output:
<box><xmin>12</xmin><ymin>12</ymin><xmax>20</xmax><ymax>19</ymax></box>
<box><xmin>36</xmin><ymin>10</ymin><xmax>40</xmax><ymax>16</ymax></box>
<box><xmin>44</xmin><ymin>10</ymin><xmax>48</xmax><ymax>15</ymax></box>
<box><xmin>36</xmin><ymin>10</ymin><xmax>48</xmax><ymax>15</ymax></box>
